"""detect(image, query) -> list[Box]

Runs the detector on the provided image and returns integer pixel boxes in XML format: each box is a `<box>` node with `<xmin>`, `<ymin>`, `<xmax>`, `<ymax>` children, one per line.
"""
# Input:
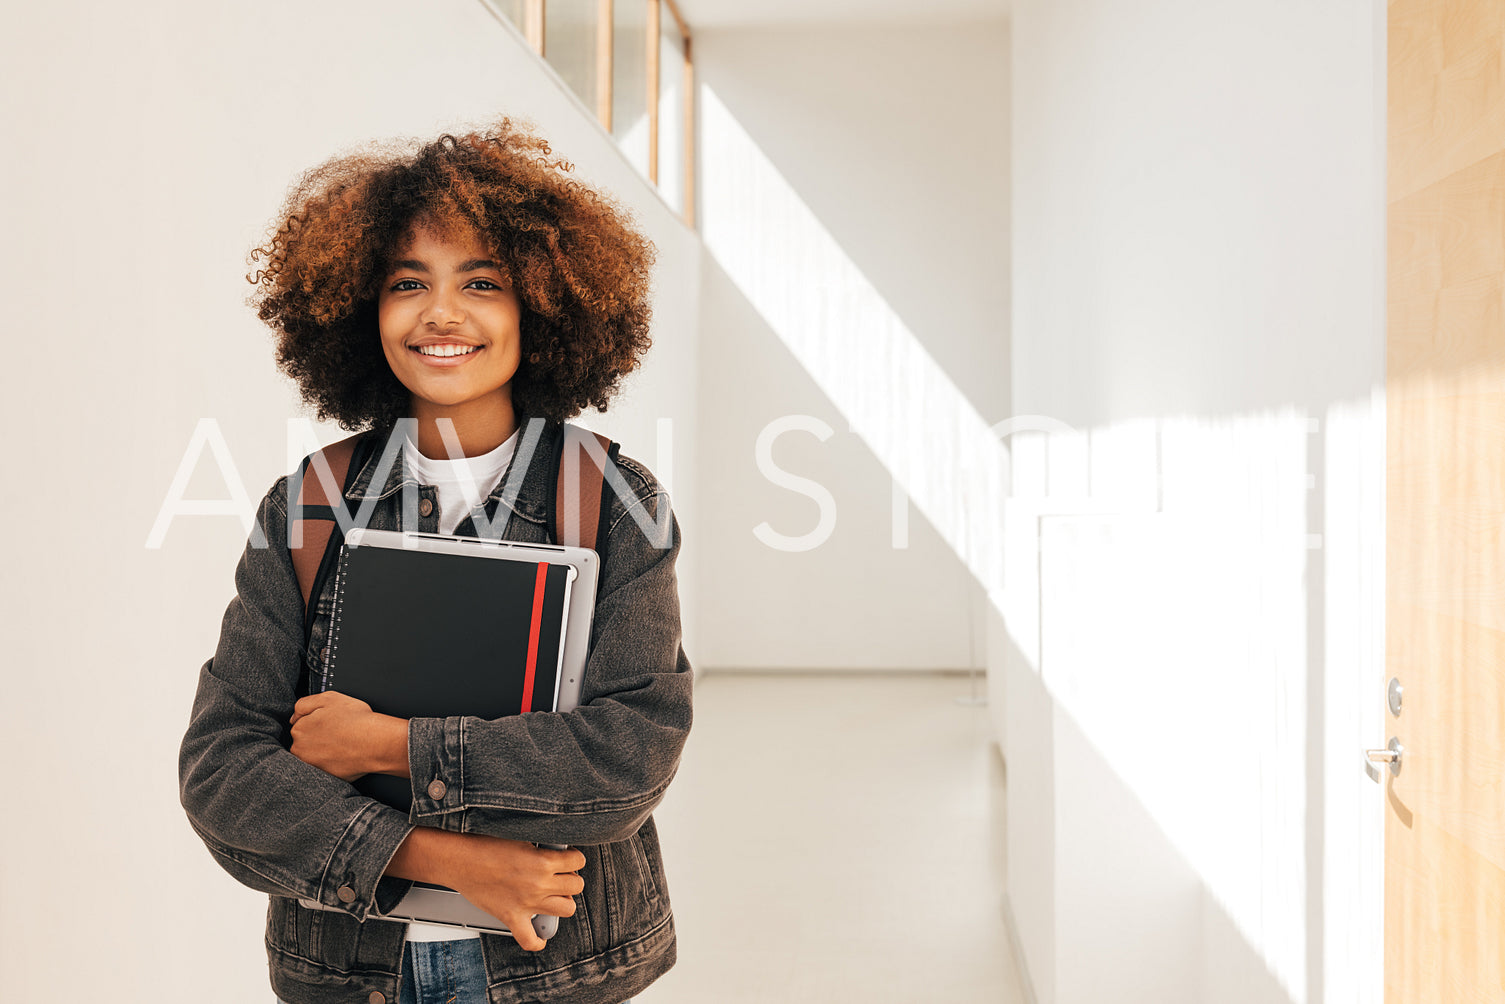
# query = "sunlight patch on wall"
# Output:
<box><xmin>1012</xmin><ymin>406</ymin><xmax>1330</xmax><ymax>1002</ymax></box>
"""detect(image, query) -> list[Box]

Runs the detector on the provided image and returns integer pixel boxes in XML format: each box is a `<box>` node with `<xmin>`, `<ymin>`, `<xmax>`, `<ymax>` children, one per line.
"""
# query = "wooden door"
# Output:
<box><xmin>1386</xmin><ymin>0</ymin><xmax>1505</xmax><ymax>999</ymax></box>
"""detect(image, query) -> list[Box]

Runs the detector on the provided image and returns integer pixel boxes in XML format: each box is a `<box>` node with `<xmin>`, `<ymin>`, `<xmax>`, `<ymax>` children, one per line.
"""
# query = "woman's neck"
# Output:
<box><xmin>408</xmin><ymin>396</ymin><xmax>518</xmax><ymax>460</ymax></box>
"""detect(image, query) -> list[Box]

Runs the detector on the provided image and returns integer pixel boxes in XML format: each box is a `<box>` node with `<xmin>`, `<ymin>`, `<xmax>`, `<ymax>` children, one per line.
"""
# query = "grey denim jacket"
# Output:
<box><xmin>179</xmin><ymin>415</ymin><xmax>693</xmax><ymax>1004</ymax></box>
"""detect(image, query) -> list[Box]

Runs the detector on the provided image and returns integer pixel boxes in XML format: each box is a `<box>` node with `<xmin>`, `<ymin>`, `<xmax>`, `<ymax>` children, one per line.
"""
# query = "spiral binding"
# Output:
<box><xmin>323</xmin><ymin>546</ymin><xmax>351</xmax><ymax>693</ymax></box>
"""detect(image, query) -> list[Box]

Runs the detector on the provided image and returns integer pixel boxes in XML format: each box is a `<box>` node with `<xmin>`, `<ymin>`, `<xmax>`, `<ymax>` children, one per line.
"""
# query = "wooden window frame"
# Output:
<box><xmin>524</xmin><ymin>0</ymin><xmax>544</xmax><ymax>54</ymax></box>
<box><xmin>596</xmin><ymin>0</ymin><xmax>613</xmax><ymax>129</ymax></box>
<box><xmin>652</xmin><ymin>0</ymin><xmax>694</xmax><ymax>226</ymax></box>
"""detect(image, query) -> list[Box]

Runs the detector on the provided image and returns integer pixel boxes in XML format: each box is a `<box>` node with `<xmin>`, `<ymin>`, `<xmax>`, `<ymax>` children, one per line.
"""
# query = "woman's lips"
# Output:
<box><xmin>410</xmin><ymin>345</ymin><xmax>484</xmax><ymax>368</ymax></box>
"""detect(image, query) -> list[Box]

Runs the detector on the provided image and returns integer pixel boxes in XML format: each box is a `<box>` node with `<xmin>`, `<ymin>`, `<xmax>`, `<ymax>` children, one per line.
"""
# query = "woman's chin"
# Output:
<box><xmin>403</xmin><ymin>385</ymin><xmax>515</xmax><ymax>414</ymax></box>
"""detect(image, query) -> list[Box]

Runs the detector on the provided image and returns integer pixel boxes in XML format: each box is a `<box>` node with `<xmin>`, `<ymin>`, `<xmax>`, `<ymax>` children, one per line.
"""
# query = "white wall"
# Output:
<box><xmin>1000</xmin><ymin>1</ymin><xmax>1386</xmax><ymax>1002</ymax></box>
<box><xmin>691</xmin><ymin>22</ymin><xmax>1010</xmax><ymax>670</ymax></box>
<box><xmin>0</xmin><ymin>2</ymin><xmax>699</xmax><ymax>999</ymax></box>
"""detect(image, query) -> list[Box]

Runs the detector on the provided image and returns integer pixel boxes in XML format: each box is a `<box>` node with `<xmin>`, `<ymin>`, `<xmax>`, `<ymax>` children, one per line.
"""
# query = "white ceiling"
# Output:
<box><xmin>671</xmin><ymin>0</ymin><xmax>1010</xmax><ymax>29</ymax></box>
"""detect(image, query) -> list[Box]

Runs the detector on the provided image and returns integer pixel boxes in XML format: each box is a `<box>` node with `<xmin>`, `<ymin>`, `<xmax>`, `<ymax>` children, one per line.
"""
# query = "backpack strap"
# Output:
<box><xmin>551</xmin><ymin>422</ymin><xmax>621</xmax><ymax>552</ymax></box>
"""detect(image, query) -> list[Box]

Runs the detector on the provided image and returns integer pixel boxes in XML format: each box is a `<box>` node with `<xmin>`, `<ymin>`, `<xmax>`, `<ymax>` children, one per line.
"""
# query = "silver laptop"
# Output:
<box><xmin>298</xmin><ymin>527</ymin><xmax>599</xmax><ymax>941</ymax></box>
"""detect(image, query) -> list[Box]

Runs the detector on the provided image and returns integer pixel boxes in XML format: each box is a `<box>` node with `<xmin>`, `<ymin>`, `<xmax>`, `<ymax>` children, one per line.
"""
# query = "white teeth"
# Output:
<box><xmin>415</xmin><ymin>344</ymin><xmax>479</xmax><ymax>357</ymax></box>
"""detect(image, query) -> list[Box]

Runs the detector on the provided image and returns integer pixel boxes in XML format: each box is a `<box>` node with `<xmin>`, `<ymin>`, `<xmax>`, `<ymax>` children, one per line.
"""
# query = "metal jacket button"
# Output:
<box><xmin>427</xmin><ymin>779</ymin><xmax>447</xmax><ymax>800</ymax></box>
<box><xmin>368</xmin><ymin>992</ymin><xmax>386</xmax><ymax>1004</ymax></box>
<box><xmin>336</xmin><ymin>885</ymin><xmax>356</xmax><ymax>904</ymax></box>
<box><xmin>418</xmin><ymin>497</ymin><xmax>434</xmax><ymax>517</ymax></box>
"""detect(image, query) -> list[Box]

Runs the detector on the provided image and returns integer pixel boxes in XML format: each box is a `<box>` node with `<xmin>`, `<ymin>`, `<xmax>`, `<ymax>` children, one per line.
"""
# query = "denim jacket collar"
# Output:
<box><xmin>340</xmin><ymin>413</ymin><xmax>560</xmax><ymax>528</ymax></box>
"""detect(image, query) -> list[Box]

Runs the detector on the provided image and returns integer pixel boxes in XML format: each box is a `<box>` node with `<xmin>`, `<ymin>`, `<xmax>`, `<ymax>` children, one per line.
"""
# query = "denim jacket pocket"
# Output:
<box><xmin>600</xmin><ymin>829</ymin><xmax>664</xmax><ymax>947</ymax></box>
<box><xmin>269</xmin><ymin>899</ymin><xmax>405</xmax><ymax>975</ymax></box>
<box><xmin>636</xmin><ymin>815</ymin><xmax>669</xmax><ymax>903</ymax></box>
<box><xmin>267</xmin><ymin>895</ymin><xmax>301</xmax><ymax>957</ymax></box>
<box><xmin>265</xmin><ymin>896</ymin><xmax>337</xmax><ymax>974</ymax></box>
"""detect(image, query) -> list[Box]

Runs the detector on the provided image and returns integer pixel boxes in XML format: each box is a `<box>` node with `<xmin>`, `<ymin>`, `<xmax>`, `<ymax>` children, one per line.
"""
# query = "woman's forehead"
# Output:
<box><xmin>389</xmin><ymin>219</ymin><xmax>499</xmax><ymax>261</ymax></box>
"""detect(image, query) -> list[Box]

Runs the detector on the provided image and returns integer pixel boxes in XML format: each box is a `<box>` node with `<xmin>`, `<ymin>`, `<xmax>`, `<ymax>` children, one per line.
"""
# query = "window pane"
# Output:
<box><xmin>657</xmin><ymin>15</ymin><xmax>685</xmax><ymax>214</ymax></box>
<box><xmin>545</xmin><ymin>0</ymin><xmax>598</xmax><ymax>113</ymax></box>
<box><xmin>613</xmin><ymin>0</ymin><xmax>649</xmax><ymax>178</ymax></box>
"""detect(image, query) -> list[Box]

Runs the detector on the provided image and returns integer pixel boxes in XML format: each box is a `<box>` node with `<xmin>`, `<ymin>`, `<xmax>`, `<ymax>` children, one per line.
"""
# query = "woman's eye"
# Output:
<box><xmin>388</xmin><ymin>277</ymin><xmax>505</xmax><ymax>293</ymax></box>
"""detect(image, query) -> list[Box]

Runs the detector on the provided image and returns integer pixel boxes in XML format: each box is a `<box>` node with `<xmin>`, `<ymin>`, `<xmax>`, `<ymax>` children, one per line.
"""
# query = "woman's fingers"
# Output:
<box><xmin>506</xmin><ymin>912</ymin><xmax>546</xmax><ymax>952</ymax></box>
<box><xmin>289</xmin><ymin>691</ymin><xmax>338</xmax><ymax>725</ymax></box>
<box><xmin>537</xmin><ymin>894</ymin><xmax>578</xmax><ymax>918</ymax></box>
<box><xmin>543</xmin><ymin>846</ymin><xmax>586</xmax><ymax>873</ymax></box>
<box><xmin>289</xmin><ymin>690</ymin><xmax>366</xmax><ymax>726</ymax></box>
<box><xmin>446</xmin><ymin>837</ymin><xmax>587</xmax><ymax>951</ymax></box>
<box><xmin>291</xmin><ymin>693</ymin><xmax>326</xmax><ymax>719</ymax></box>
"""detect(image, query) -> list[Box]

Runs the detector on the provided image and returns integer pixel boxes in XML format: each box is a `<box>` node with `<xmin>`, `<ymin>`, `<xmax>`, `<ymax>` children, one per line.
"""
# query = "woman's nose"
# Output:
<box><xmin>422</xmin><ymin>289</ymin><xmax>466</xmax><ymax>326</ymax></box>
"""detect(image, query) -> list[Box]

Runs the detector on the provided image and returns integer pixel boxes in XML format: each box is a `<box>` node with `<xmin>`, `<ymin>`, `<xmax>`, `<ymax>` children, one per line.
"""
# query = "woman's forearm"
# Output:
<box><xmin>384</xmin><ymin>826</ymin><xmax>460</xmax><ymax>885</ymax></box>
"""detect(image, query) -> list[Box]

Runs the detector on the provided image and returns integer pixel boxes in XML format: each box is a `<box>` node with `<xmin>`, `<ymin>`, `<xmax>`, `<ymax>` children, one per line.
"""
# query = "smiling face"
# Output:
<box><xmin>377</xmin><ymin>219</ymin><xmax>524</xmax><ymax>454</ymax></box>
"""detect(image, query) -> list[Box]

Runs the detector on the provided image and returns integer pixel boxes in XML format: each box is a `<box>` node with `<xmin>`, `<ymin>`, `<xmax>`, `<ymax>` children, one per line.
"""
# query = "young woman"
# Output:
<box><xmin>179</xmin><ymin>119</ymin><xmax>692</xmax><ymax>1004</ymax></box>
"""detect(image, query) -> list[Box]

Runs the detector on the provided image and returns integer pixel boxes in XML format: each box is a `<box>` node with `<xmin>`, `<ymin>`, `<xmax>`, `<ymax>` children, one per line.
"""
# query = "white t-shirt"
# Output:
<box><xmin>399</xmin><ymin>425</ymin><xmax>519</xmax><ymax>942</ymax></box>
<box><xmin>403</xmin><ymin>427</ymin><xmax>519</xmax><ymax>536</ymax></box>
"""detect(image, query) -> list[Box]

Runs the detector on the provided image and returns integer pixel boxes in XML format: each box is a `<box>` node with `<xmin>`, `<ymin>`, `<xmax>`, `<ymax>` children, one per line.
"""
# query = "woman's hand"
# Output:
<box><xmin>385</xmin><ymin>829</ymin><xmax>586</xmax><ymax>951</ymax></box>
<box><xmin>289</xmin><ymin>691</ymin><xmax>409</xmax><ymax>781</ymax></box>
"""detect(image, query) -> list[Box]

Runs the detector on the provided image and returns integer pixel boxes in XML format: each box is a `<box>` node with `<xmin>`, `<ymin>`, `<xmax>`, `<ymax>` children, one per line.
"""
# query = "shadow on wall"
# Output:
<box><xmin>692</xmin><ymin>250</ymin><xmax>988</xmax><ymax>672</ymax></box>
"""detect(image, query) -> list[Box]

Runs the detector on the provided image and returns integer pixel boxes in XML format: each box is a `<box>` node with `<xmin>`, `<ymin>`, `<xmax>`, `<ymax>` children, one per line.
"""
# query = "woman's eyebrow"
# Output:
<box><xmin>390</xmin><ymin>258</ymin><xmax>501</xmax><ymax>273</ymax></box>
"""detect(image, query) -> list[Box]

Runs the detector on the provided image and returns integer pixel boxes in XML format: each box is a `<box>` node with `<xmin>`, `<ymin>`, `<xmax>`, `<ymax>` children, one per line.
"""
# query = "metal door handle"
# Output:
<box><xmin>1366</xmin><ymin>737</ymin><xmax>1404</xmax><ymax>775</ymax></box>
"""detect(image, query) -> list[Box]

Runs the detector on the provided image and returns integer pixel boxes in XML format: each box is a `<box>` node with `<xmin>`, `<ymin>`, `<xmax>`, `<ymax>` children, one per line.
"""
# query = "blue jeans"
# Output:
<box><xmin>278</xmin><ymin>938</ymin><xmax>635</xmax><ymax>1004</ymax></box>
<box><xmin>398</xmin><ymin>939</ymin><xmax>488</xmax><ymax>1004</ymax></box>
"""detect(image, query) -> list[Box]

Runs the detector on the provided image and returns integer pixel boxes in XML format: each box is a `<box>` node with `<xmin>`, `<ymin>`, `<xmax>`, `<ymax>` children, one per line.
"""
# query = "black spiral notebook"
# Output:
<box><xmin>321</xmin><ymin>539</ymin><xmax>576</xmax><ymax>813</ymax></box>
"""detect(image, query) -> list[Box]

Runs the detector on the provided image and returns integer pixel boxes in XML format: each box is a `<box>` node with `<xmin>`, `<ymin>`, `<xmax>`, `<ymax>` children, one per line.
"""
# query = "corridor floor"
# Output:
<box><xmin>638</xmin><ymin>672</ymin><xmax>1025</xmax><ymax>1003</ymax></box>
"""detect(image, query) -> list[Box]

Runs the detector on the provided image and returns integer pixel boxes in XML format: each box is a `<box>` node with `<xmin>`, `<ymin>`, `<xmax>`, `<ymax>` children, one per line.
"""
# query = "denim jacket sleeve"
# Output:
<box><xmin>178</xmin><ymin>477</ymin><xmax>415</xmax><ymax>921</ymax></box>
<box><xmin>404</xmin><ymin>459</ymin><xmax>695</xmax><ymax>846</ymax></box>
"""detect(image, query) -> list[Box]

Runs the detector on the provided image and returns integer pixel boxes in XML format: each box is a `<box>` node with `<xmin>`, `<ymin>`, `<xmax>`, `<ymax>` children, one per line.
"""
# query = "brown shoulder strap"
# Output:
<box><xmin>290</xmin><ymin>433</ymin><xmax>363</xmax><ymax>609</ymax></box>
<box><xmin>554</xmin><ymin>423</ymin><xmax>615</xmax><ymax>551</ymax></box>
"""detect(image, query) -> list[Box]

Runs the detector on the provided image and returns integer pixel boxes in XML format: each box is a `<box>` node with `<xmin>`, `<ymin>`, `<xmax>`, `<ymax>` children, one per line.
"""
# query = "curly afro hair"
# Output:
<box><xmin>247</xmin><ymin>117</ymin><xmax>657</xmax><ymax>430</ymax></box>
